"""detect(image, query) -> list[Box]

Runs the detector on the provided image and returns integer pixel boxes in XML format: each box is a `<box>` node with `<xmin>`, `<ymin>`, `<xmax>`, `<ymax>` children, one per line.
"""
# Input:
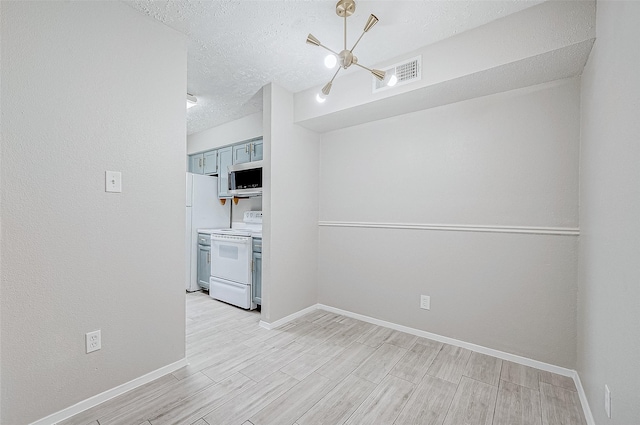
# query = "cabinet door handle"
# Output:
<box><xmin>199</xmin><ymin>158</ymin><xmax>202</xmax><ymax>167</ymax></box>
<box><xmin>245</xmin><ymin>144</ymin><xmax>249</xmax><ymax>153</ymax></box>
<box><xmin>203</xmin><ymin>157</ymin><xmax>206</xmax><ymax>167</ymax></box>
<box><xmin>207</xmin><ymin>252</ymin><xmax>210</xmax><ymax>263</ymax></box>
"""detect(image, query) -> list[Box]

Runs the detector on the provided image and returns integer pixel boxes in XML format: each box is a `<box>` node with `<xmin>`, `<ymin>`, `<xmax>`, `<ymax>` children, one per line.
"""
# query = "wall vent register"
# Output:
<box><xmin>373</xmin><ymin>55</ymin><xmax>422</xmax><ymax>92</ymax></box>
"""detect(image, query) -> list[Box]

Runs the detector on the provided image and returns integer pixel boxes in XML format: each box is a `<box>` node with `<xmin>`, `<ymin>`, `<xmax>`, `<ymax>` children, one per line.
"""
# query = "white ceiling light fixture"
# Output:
<box><xmin>307</xmin><ymin>0</ymin><xmax>386</xmax><ymax>101</ymax></box>
<box><xmin>186</xmin><ymin>93</ymin><xmax>198</xmax><ymax>109</ymax></box>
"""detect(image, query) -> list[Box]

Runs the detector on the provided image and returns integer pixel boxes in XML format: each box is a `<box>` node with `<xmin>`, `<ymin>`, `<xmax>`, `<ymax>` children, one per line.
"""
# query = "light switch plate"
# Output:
<box><xmin>105</xmin><ymin>171</ymin><xmax>122</xmax><ymax>193</ymax></box>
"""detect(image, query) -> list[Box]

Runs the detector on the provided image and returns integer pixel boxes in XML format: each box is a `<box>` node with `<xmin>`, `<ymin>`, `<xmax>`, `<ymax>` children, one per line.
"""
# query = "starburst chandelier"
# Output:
<box><xmin>306</xmin><ymin>0</ymin><xmax>390</xmax><ymax>102</ymax></box>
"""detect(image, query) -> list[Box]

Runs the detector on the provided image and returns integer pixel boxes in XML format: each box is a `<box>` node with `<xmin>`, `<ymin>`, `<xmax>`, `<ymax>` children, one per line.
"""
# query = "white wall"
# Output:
<box><xmin>231</xmin><ymin>197</ymin><xmax>263</xmax><ymax>222</ymax></box>
<box><xmin>187</xmin><ymin>111</ymin><xmax>262</xmax><ymax>154</ymax></box>
<box><xmin>0</xmin><ymin>2</ymin><xmax>187</xmax><ymax>423</ymax></box>
<box><xmin>578</xmin><ymin>1</ymin><xmax>640</xmax><ymax>423</ymax></box>
<box><xmin>318</xmin><ymin>78</ymin><xmax>580</xmax><ymax>367</ymax></box>
<box><xmin>262</xmin><ymin>84</ymin><xmax>320</xmax><ymax>323</ymax></box>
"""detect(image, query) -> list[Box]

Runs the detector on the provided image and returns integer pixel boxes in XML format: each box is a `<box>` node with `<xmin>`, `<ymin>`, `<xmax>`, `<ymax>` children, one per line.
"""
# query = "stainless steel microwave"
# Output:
<box><xmin>228</xmin><ymin>160</ymin><xmax>263</xmax><ymax>197</ymax></box>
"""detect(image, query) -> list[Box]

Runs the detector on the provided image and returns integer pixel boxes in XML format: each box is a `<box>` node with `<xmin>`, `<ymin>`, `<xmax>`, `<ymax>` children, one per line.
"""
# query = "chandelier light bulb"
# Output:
<box><xmin>324</xmin><ymin>54</ymin><xmax>338</xmax><ymax>69</ymax></box>
<box><xmin>387</xmin><ymin>74</ymin><xmax>398</xmax><ymax>87</ymax></box>
<box><xmin>316</xmin><ymin>93</ymin><xmax>326</xmax><ymax>103</ymax></box>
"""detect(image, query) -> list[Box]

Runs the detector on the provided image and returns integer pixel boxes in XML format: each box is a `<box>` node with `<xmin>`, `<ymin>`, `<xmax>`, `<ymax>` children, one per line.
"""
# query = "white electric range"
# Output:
<box><xmin>209</xmin><ymin>211</ymin><xmax>262</xmax><ymax>310</ymax></box>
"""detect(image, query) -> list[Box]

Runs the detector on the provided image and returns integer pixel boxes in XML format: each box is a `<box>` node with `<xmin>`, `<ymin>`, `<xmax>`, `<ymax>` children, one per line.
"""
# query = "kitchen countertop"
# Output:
<box><xmin>198</xmin><ymin>228</ymin><xmax>261</xmax><ymax>238</ymax></box>
<box><xmin>196</xmin><ymin>228</ymin><xmax>226</xmax><ymax>234</ymax></box>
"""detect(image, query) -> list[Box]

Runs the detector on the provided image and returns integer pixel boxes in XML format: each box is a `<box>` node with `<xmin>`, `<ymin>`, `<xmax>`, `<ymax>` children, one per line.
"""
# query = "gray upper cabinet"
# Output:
<box><xmin>203</xmin><ymin>150</ymin><xmax>218</xmax><ymax>175</ymax></box>
<box><xmin>233</xmin><ymin>138</ymin><xmax>263</xmax><ymax>164</ymax></box>
<box><xmin>190</xmin><ymin>149</ymin><xmax>218</xmax><ymax>175</ymax></box>
<box><xmin>189</xmin><ymin>153</ymin><xmax>204</xmax><ymax>174</ymax></box>
<box><xmin>251</xmin><ymin>139</ymin><xmax>263</xmax><ymax>161</ymax></box>
<box><xmin>217</xmin><ymin>146</ymin><xmax>233</xmax><ymax>199</ymax></box>
<box><xmin>233</xmin><ymin>143</ymin><xmax>252</xmax><ymax>164</ymax></box>
<box><xmin>188</xmin><ymin>137</ymin><xmax>262</xmax><ymax>189</ymax></box>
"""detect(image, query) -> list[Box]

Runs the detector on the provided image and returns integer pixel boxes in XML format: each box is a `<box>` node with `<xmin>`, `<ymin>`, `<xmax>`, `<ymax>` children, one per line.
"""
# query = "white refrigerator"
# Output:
<box><xmin>185</xmin><ymin>172</ymin><xmax>230</xmax><ymax>292</ymax></box>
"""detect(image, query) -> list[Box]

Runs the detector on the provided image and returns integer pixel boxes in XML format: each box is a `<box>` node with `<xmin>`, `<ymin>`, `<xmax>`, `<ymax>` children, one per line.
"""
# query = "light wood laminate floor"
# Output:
<box><xmin>61</xmin><ymin>291</ymin><xmax>587</xmax><ymax>425</ymax></box>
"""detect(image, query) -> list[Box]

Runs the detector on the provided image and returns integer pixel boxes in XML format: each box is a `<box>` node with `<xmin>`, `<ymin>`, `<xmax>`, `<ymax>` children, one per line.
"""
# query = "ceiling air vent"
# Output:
<box><xmin>373</xmin><ymin>55</ymin><xmax>422</xmax><ymax>93</ymax></box>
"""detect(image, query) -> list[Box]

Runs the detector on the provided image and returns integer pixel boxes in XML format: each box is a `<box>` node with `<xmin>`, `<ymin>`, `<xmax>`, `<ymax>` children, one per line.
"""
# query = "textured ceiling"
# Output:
<box><xmin>125</xmin><ymin>0</ymin><xmax>544</xmax><ymax>134</ymax></box>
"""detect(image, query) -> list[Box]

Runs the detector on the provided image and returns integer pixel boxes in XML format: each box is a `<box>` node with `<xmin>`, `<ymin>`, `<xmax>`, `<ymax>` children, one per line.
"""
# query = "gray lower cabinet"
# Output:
<box><xmin>197</xmin><ymin>243</ymin><xmax>211</xmax><ymax>290</ymax></box>
<box><xmin>189</xmin><ymin>153</ymin><xmax>204</xmax><ymax>174</ymax></box>
<box><xmin>252</xmin><ymin>238</ymin><xmax>262</xmax><ymax>305</ymax></box>
<box><xmin>217</xmin><ymin>146</ymin><xmax>233</xmax><ymax>199</ymax></box>
<box><xmin>203</xmin><ymin>150</ymin><xmax>218</xmax><ymax>174</ymax></box>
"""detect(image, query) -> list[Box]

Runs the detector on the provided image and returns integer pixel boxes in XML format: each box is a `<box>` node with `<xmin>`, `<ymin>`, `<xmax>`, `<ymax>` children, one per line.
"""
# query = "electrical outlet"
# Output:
<box><xmin>420</xmin><ymin>295</ymin><xmax>431</xmax><ymax>310</ymax></box>
<box><xmin>604</xmin><ymin>384</ymin><xmax>611</xmax><ymax>418</ymax></box>
<box><xmin>86</xmin><ymin>330</ymin><xmax>101</xmax><ymax>353</ymax></box>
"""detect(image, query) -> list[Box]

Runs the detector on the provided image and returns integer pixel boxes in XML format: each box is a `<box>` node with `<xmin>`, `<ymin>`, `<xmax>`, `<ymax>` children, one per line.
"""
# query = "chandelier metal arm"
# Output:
<box><xmin>354</xmin><ymin>62</ymin><xmax>386</xmax><ymax>81</ymax></box>
<box><xmin>353</xmin><ymin>62</ymin><xmax>373</xmax><ymax>72</ymax></box>
<box><xmin>319</xmin><ymin>44</ymin><xmax>340</xmax><ymax>57</ymax></box>
<box><xmin>329</xmin><ymin>66</ymin><xmax>341</xmax><ymax>84</ymax></box>
<box><xmin>352</xmin><ymin>15</ymin><xmax>379</xmax><ymax>53</ymax></box>
<box><xmin>350</xmin><ymin>31</ymin><xmax>366</xmax><ymax>54</ymax></box>
<box><xmin>344</xmin><ymin>12</ymin><xmax>347</xmax><ymax>50</ymax></box>
<box><xmin>321</xmin><ymin>67</ymin><xmax>342</xmax><ymax>96</ymax></box>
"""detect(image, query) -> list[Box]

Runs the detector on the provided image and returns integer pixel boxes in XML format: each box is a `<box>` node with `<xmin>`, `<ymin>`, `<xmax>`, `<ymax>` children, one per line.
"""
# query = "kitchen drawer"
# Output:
<box><xmin>197</xmin><ymin>233</ymin><xmax>211</xmax><ymax>246</ymax></box>
<box><xmin>252</xmin><ymin>237</ymin><xmax>261</xmax><ymax>253</ymax></box>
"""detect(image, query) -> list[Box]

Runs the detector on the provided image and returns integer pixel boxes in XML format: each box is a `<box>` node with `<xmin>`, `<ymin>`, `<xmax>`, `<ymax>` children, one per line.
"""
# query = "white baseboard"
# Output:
<box><xmin>38</xmin><ymin>303</ymin><xmax>595</xmax><ymax>425</ymax></box>
<box><xmin>260</xmin><ymin>303</ymin><xmax>595</xmax><ymax>421</ymax></box>
<box><xmin>30</xmin><ymin>358</ymin><xmax>188</xmax><ymax>425</ymax></box>
<box><xmin>318</xmin><ymin>304</ymin><xmax>595</xmax><ymax>422</ymax></box>
<box><xmin>319</xmin><ymin>304</ymin><xmax>574</xmax><ymax>377</ymax></box>
<box><xmin>259</xmin><ymin>304</ymin><xmax>319</xmax><ymax>330</ymax></box>
<box><xmin>573</xmin><ymin>370</ymin><xmax>596</xmax><ymax>425</ymax></box>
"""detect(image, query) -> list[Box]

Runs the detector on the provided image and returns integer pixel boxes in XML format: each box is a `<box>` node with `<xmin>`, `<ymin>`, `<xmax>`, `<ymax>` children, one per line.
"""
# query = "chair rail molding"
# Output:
<box><xmin>318</xmin><ymin>221</ymin><xmax>580</xmax><ymax>236</ymax></box>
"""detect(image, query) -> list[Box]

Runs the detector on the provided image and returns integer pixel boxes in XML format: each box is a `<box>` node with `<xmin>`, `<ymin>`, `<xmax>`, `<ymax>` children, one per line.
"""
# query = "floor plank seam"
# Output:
<box><xmin>489</xmin><ymin>383</ymin><xmax>499</xmax><ymax>425</ymax></box>
<box><xmin>538</xmin><ymin>379</ymin><xmax>545</xmax><ymax>425</ymax></box>
<box><xmin>463</xmin><ymin>374</ymin><xmax>500</xmax><ymax>387</ymax></box>
<box><xmin>439</xmin><ymin>374</ymin><xmax>460</xmax><ymax>425</ymax></box>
